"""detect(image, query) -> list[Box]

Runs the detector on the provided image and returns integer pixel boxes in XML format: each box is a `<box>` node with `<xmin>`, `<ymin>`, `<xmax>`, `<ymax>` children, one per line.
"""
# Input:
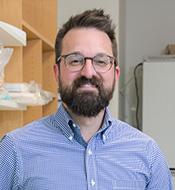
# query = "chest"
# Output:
<box><xmin>21</xmin><ymin>142</ymin><xmax>148</xmax><ymax>190</ymax></box>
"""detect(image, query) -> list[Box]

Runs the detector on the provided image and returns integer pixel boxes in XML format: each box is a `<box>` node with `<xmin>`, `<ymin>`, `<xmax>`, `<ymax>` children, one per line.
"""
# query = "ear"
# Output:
<box><xmin>115</xmin><ymin>65</ymin><xmax>120</xmax><ymax>80</ymax></box>
<box><xmin>53</xmin><ymin>64</ymin><xmax>59</xmax><ymax>81</ymax></box>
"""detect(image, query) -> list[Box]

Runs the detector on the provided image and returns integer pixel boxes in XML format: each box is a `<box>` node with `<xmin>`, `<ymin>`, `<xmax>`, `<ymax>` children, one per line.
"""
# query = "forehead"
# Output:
<box><xmin>61</xmin><ymin>28</ymin><xmax>113</xmax><ymax>56</ymax></box>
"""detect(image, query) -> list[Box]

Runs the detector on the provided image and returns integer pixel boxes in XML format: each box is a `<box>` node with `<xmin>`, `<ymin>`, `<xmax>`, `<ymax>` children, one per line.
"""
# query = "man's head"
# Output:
<box><xmin>54</xmin><ymin>9</ymin><xmax>120</xmax><ymax>117</ymax></box>
<box><xmin>55</xmin><ymin>9</ymin><xmax>117</xmax><ymax>63</ymax></box>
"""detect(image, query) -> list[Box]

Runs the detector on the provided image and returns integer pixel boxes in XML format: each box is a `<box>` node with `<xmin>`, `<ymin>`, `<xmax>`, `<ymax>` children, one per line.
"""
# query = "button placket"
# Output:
<box><xmin>85</xmin><ymin>140</ymin><xmax>97</xmax><ymax>190</ymax></box>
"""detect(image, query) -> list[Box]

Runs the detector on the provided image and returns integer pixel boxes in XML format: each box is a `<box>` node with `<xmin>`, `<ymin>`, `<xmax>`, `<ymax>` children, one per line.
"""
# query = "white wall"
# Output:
<box><xmin>57</xmin><ymin>0</ymin><xmax>119</xmax><ymax>118</ymax></box>
<box><xmin>57</xmin><ymin>0</ymin><xmax>119</xmax><ymax>28</ymax></box>
<box><xmin>119</xmin><ymin>0</ymin><xmax>175</xmax><ymax>126</ymax></box>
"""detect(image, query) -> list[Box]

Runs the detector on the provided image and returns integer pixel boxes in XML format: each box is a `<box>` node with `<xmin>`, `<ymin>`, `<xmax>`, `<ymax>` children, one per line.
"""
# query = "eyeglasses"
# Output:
<box><xmin>57</xmin><ymin>52</ymin><xmax>116</xmax><ymax>73</ymax></box>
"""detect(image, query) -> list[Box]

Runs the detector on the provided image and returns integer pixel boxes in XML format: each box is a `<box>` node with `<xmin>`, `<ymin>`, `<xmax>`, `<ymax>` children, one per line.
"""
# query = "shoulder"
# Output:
<box><xmin>108</xmin><ymin>119</ymin><xmax>163</xmax><ymax>158</ymax></box>
<box><xmin>106</xmin><ymin>119</ymin><xmax>173</xmax><ymax>188</ymax></box>
<box><xmin>109</xmin><ymin>119</ymin><xmax>154</xmax><ymax>143</ymax></box>
<box><xmin>109</xmin><ymin>119</ymin><xmax>170</xmax><ymax>166</ymax></box>
<box><xmin>1</xmin><ymin>114</ymin><xmax>55</xmax><ymax>145</ymax></box>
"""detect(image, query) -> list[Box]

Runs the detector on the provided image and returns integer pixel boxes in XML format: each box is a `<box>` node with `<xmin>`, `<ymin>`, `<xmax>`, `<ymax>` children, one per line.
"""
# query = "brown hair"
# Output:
<box><xmin>55</xmin><ymin>9</ymin><xmax>117</xmax><ymax>63</ymax></box>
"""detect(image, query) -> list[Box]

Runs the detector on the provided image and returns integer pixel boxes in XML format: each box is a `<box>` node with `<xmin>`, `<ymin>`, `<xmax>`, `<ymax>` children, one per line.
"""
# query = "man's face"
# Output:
<box><xmin>55</xmin><ymin>28</ymin><xmax>120</xmax><ymax>117</ymax></box>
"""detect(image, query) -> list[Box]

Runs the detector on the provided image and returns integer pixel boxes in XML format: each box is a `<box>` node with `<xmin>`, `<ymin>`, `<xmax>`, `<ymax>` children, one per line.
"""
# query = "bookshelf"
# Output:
<box><xmin>0</xmin><ymin>0</ymin><xmax>57</xmax><ymax>137</ymax></box>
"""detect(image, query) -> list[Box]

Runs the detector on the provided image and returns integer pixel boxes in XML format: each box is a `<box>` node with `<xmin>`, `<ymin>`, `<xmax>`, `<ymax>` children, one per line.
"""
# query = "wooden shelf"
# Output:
<box><xmin>0</xmin><ymin>0</ymin><xmax>57</xmax><ymax>137</ymax></box>
<box><xmin>22</xmin><ymin>20</ymin><xmax>54</xmax><ymax>51</ymax></box>
<box><xmin>22</xmin><ymin>0</ymin><xmax>57</xmax><ymax>44</ymax></box>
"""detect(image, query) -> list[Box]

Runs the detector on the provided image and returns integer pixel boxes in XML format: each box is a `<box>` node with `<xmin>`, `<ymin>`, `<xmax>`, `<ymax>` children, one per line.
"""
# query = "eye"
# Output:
<box><xmin>66</xmin><ymin>54</ymin><xmax>83</xmax><ymax>66</ymax></box>
<box><xmin>70</xmin><ymin>59</ymin><xmax>80</xmax><ymax>66</ymax></box>
<box><xmin>94</xmin><ymin>56</ymin><xmax>109</xmax><ymax>67</ymax></box>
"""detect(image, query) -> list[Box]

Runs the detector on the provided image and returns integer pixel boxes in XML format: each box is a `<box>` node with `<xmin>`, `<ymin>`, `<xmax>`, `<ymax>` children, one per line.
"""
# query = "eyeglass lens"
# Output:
<box><xmin>64</xmin><ymin>53</ymin><xmax>114</xmax><ymax>73</ymax></box>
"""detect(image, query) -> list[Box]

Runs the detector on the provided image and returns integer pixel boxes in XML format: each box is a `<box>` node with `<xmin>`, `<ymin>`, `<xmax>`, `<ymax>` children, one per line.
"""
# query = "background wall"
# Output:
<box><xmin>119</xmin><ymin>0</ymin><xmax>175</xmax><ymax>127</ymax></box>
<box><xmin>57</xmin><ymin>0</ymin><xmax>119</xmax><ymax>118</ymax></box>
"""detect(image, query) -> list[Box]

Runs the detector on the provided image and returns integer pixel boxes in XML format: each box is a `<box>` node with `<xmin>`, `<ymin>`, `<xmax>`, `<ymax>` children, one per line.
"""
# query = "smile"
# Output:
<box><xmin>77</xmin><ymin>84</ymin><xmax>98</xmax><ymax>92</ymax></box>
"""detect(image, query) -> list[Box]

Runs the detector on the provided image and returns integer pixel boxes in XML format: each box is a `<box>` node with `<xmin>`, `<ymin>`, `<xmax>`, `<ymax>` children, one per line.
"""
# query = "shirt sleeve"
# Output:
<box><xmin>0</xmin><ymin>135</ymin><xmax>21</xmax><ymax>190</ymax></box>
<box><xmin>146</xmin><ymin>140</ymin><xmax>173</xmax><ymax>189</ymax></box>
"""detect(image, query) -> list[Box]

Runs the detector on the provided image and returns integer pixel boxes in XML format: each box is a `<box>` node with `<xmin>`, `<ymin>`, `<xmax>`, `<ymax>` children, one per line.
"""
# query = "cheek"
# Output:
<box><xmin>60</xmin><ymin>68</ymin><xmax>79</xmax><ymax>86</ymax></box>
<box><xmin>103</xmin><ymin>72</ymin><xmax>115</xmax><ymax>88</ymax></box>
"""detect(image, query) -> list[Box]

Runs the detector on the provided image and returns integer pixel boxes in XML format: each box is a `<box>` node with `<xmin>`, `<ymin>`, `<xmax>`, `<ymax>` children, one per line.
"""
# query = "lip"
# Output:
<box><xmin>77</xmin><ymin>84</ymin><xmax>98</xmax><ymax>92</ymax></box>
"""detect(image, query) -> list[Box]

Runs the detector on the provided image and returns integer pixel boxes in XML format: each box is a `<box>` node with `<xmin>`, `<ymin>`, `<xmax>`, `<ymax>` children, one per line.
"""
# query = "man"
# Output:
<box><xmin>0</xmin><ymin>9</ymin><xmax>173</xmax><ymax>189</ymax></box>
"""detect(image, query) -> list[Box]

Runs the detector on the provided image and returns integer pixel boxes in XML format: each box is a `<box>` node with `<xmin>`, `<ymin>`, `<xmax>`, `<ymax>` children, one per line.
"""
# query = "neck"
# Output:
<box><xmin>63</xmin><ymin>103</ymin><xmax>105</xmax><ymax>142</ymax></box>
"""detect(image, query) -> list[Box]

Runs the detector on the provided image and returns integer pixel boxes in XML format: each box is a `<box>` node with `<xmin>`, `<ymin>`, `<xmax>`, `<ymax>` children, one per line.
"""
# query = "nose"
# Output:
<box><xmin>80</xmin><ymin>59</ymin><xmax>97</xmax><ymax>78</ymax></box>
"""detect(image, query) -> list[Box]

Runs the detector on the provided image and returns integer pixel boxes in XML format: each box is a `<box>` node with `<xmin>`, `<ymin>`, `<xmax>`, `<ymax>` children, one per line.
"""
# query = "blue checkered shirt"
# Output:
<box><xmin>0</xmin><ymin>104</ymin><xmax>173</xmax><ymax>189</ymax></box>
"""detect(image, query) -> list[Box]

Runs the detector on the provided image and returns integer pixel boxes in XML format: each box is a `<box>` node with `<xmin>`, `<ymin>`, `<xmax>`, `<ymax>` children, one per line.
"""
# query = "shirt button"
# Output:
<box><xmin>88</xmin><ymin>149</ymin><xmax>92</xmax><ymax>155</ymax></box>
<box><xmin>91</xmin><ymin>179</ymin><xmax>96</xmax><ymax>186</ymax></box>
<box><xmin>72</xmin><ymin>123</ymin><xmax>76</xmax><ymax>128</ymax></box>
<box><xmin>103</xmin><ymin>134</ymin><xmax>106</xmax><ymax>141</ymax></box>
<box><xmin>68</xmin><ymin>136</ymin><xmax>73</xmax><ymax>140</ymax></box>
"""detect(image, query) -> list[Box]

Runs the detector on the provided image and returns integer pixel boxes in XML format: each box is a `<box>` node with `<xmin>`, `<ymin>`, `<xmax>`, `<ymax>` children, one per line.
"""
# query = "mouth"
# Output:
<box><xmin>77</xmin><ymin>84</ymin><xmax>98</xmax><ymax>93</ymax></box>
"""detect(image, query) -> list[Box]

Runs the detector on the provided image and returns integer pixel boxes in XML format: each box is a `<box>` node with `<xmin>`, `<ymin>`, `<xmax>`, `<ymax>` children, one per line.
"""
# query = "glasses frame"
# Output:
<box><xmin>57</xmin><ymin>52</ymin><xmax>117</xmax><ymax>73</ymax></box>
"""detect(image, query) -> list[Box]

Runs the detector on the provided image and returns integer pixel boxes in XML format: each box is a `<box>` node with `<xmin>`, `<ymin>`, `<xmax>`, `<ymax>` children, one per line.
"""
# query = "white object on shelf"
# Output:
<box><xmin>0</xmin><ymin>20</ymin><xmax>26</xmax><ymax>110</ymax></box>
<box><xmin>4</xmin><ymin>82</ymin><xmax>31</xmax><ymax>92</ymax></box>
<box><xmin>0</xmin><ymin>47</ymin><xmax>14</xmax><ymax>87</ymax></box>
<box><xmin>0</xmin><ymin>99</ymin><xmax>26</xmax><ymax>110</ymax></box>
<box><xmin>0</xmin><ymin>21</ymin><xmax>26</xmax><ymax>46</ymax></box>
<box><xmin>4</xmin><ymin>81</ymin><xmax>55</xmax><ymax>106</ymax></box>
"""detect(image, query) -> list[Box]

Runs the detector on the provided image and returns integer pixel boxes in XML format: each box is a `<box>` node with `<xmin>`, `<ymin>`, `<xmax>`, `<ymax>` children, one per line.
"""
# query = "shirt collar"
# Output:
<box><xmin>53</xmin><ymin>103</ymin><xmax>113</xmax><ymax>142</ymax></box>
<box><xmin>53</xmin><ymin>104</ymin><xmax>75</xmax><ymax>141</ymax></box>
<box><xmin>98</xmin><ymin>107</ymin><xmax>113</xmax><ymax>143</ymax></box>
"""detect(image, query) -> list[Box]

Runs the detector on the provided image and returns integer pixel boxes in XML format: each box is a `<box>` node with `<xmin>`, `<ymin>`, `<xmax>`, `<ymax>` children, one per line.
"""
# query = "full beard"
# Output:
<box><xmin>59</xmin><ymin>75</ymin><xmax>115</xmax><ymax>117</ymax></box>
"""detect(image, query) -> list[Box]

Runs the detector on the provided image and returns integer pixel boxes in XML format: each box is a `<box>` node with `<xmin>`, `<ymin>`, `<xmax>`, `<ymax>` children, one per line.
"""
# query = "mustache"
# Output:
<box><xmin>73</xmin><ymin>76</ymin><xmax>102</xmax><ymax>89</ymax></box>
